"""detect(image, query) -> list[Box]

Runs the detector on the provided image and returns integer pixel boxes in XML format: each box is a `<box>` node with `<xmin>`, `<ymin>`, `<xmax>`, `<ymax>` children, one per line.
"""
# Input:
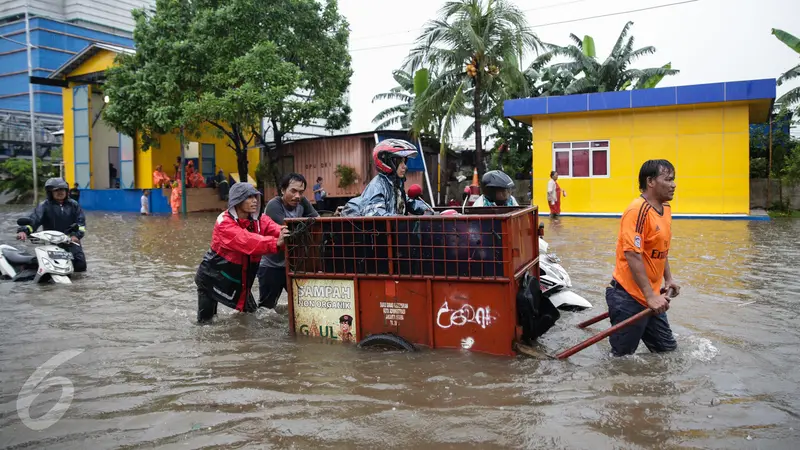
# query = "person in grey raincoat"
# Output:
<box><xmin>194</xmin><ymin>182</ymin><xmax>290</xmax><ymax>323</ymax></box>
<box><xmin>341</xmin><ymin>139</ymin><xmax>419</xmax><ymax>217</ymax></box>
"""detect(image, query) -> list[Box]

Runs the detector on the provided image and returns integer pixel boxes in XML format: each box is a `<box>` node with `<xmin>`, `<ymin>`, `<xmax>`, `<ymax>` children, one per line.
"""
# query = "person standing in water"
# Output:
<box><xmin>546</xmin><ymin>171</ymin><xmax>565</xmax><ymax>218</ymax></box>
<box><xmin>194</xmin><ymin>182</ymin><xmax>290</xmax><ymax>323</ymax></box>
<box><xmin>140</xmin><ymin>190</ymin><xmax>150</xmax><ymax>215</ymax></box>
<box><xmin>258</xmin><ymin>173</ymin><xmax>319</xmax><ymax>310</ymax></box>
<box><xmin>606</xmin><ymin>159</ymin><xmax>680</xmax><ymax>356</ymax></box>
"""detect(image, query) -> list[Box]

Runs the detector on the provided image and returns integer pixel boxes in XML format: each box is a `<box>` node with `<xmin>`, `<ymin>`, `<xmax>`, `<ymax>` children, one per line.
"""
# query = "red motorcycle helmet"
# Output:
<box><xmin>372</xmin><ymin>139</ymin><xmax>418</xmax><ymax>174</ymax></box>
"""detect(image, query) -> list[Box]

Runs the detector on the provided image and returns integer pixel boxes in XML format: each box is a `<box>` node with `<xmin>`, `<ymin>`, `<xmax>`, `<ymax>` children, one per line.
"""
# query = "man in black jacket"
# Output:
<box><xmin>16</xmin><ymin>177</ymin><xmax>88</xmax><ymax>272</ymax></box>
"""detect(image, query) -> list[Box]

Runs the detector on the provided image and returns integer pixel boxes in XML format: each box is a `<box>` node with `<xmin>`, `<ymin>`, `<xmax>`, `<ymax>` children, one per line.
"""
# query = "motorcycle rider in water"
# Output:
<box><xmin>474</xmin><ymin>170</ymin><xmax>519</xmax><ymax>207</ymax></box>
<box><xmin>341</xmin><ymin>139</ymin><xmax>421</xmax><ymax>217</ymax></box>
<box><xmin>16</xmin><ymin>177</ymin><xmax>87</xmax><ymax>272</ymax></box>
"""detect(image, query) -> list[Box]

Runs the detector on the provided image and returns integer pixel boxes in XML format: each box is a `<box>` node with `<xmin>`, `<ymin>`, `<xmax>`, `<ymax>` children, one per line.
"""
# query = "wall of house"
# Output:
<box><xmin>62</xmin><ymin>82</ymin><xmax>75</xmax><ymax>186</ymax></box>
<box><xmin>90</xmin><ymin>93</ymin><xmax>118</xmax><ymax>189</ymax></box>
<box><xmin>531</xmin><ymin>103</ymin><xmax>750</xmax><ymax>215</ymax></box>
<box><xmin>140</xmin><ymin>125</ymin><xmax>259</xmax><ymax>189</ymax></box>
<box><xmin>134</xmin><ymin>132</ymin><xmax>153</xmax><ymax>189</ymax></box>
<box><xmin>289</xmin><ymin>135</ymin><xmax>372</xmax><ymax>201</ymax></box>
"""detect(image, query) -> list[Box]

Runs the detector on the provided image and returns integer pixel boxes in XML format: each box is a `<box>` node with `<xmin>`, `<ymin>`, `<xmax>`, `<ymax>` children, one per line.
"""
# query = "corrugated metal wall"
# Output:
<box><xmin>289</xmin><ymin>135</ymin><xmax>373</xmax><ymax>200</ymax></box>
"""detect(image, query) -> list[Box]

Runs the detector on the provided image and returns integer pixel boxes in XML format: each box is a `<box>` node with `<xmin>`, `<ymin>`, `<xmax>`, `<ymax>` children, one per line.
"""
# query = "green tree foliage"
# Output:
<box><xmin>545</xmin><ymin>22</ymin><xmax>678</xmax><ymax>94</ymax></box>
<box><xmin>772</xmin><ymin>28</ymin><xmax>800</xmax><ymax>114</ymax></box>
<box><xmin>103</xmin><ymin>0</ymin><xmax>352</xmax><ymax>183</ymax></box>
<box><xmin>371</xmin><ymin>70</ymin><xmax>415</xmax><ymax>130</ymax></box>
<box><xmin>404</xmin><ymin>0</ymin><xmax>542</xmax><ymax>177</ymax></box>
<box><xmin>749</xmin><ymin>111</ymin><xmax>795</xmax><ymax>179</ymax></box>
<box><xmin>0</xmin><ymin>158</ymin><xmax>58</xmax><ymax>203</ymax></box>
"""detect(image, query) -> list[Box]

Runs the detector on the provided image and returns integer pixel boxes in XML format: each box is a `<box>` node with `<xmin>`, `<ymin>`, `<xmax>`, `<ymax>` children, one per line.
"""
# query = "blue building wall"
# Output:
<box><xmin>0</xmin><ymin>17</ymin><xmax>134</xmax><ymax>116</ymax></box>
<box><xmin>78</xmin><ymin>189</ymin><xmax>172</xmax><ymax>214</ymax></box>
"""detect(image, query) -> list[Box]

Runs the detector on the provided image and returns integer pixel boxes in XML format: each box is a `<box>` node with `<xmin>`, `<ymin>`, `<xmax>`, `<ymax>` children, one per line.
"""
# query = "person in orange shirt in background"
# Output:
<box><xmin>153</xmin><ymin>165</ymin><xmax>171</xmax><ymax>188</ymax></box>
<box><xmin>170</xmin><ymin>180</ymin><xmax>183</xmax><ymax>215</ymax></box>
<box><xmin>606</xmin><ymin>159</ymin><xmax>680</xmax><ymax>356</ymax></box>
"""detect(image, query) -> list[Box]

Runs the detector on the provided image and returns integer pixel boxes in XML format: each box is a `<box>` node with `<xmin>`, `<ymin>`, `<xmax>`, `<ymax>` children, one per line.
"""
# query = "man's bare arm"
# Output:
<box><xmin>664</xmin><ymin>257</ymin><xmax>673</xmax><ymax>282</ymax></box>
<box><xmin>625</xmin><ymin>251</ymin><xmax>669</xmax><ymax>313</ymax></box>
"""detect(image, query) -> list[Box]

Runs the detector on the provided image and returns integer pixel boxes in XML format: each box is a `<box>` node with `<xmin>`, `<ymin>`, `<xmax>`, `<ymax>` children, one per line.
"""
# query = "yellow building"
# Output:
<box><xmin>504</xmin><ymin>79</ymin><xmax>776</xmax><ymax>217</ymax></box>
<box><xmin>46</xmin><ymin>43</ymin><xmax>259</xmax><ymax>210</ymax></box>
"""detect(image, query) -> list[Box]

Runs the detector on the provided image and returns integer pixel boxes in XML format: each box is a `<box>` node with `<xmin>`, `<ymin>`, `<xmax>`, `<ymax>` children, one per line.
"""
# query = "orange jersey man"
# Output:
<box><xmin>607</xmin><ymin>159</ymin><xmax>681</xmax><ymax>356</ymax></box>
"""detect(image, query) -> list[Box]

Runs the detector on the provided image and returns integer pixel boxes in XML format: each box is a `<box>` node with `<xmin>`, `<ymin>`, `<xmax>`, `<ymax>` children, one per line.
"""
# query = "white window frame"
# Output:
<box><xmin>552</xmin><ymin>140</ymin><xmax>611</xmax><ymax>179</ymax></box>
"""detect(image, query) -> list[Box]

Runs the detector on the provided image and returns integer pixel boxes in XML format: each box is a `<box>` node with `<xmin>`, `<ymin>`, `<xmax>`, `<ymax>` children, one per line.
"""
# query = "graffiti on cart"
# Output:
<box><xmin>436</xmin><ymin>300</ymin><xmax>496</xmax><ymax>329</ymax></box>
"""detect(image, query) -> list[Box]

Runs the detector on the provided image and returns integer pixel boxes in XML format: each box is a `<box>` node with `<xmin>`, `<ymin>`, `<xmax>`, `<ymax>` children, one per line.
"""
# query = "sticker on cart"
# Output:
<box><xmin>293</xmin><ymin>279</ymin><xmax>357</xmax><ymax>343</ymax></box>
<box><xmin>380</xmin><ymin>302</ymin><xmax>408</xmax><ymax>326</ymax></box>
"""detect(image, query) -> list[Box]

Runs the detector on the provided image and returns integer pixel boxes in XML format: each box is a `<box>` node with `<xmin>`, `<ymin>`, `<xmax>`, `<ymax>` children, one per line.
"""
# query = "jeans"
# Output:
<box><xmin>605</xmin><ymin>279</ymin><xmax>677</xmax><ymax>356</ymax></box>
<box><xmin>257</xmin><ymin>266</ymin><xmax>286</xmax><ymax>309</ymax></box>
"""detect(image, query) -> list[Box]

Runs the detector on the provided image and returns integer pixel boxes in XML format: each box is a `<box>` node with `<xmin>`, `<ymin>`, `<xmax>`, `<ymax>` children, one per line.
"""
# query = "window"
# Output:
<box><xmin>552</xmin><ymin>140</ymin><xmax>609</xmax><ymax>178</ymax></box>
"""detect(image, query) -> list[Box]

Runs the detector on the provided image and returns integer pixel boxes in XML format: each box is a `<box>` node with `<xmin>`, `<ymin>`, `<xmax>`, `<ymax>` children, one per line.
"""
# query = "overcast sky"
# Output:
<box><xmin>338</xmin><ymin>0</ymin><xmax>800</xmax><ymax>144</ymax></box>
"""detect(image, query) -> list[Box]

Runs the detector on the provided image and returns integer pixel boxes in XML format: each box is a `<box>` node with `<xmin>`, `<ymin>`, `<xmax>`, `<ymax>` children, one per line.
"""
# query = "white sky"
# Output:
<box><xmin>339</xmin><ymin>0</ymin><xmax>800</xmax><ymax>145</ymax></box>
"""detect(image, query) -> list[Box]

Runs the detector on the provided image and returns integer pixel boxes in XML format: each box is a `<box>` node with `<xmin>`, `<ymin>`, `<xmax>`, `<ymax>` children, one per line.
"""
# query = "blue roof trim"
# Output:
<box><xmin>631</xmin><ymin>86</ymin><xmax>675</xmax><ymax>108</ymax></box>
<box><xmin>588</xmin><ymin>90</ymin><xmax>630</xmax><ymax>111</ymax></box>
<box><xmin>504</xmin><ymin>79</ymin><xmax>777</xmax><ymax>118</ymax></box>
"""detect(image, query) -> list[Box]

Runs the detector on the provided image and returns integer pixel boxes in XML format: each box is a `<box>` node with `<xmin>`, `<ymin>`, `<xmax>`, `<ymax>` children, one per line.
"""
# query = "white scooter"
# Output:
<box><xmin>537</xmin><ymin>223</ymin><xmax>592</xmax><ymax>311</ymax></box>
<box><xmin>0</xmin><ymin>218</ymin><xmax>76</xmax><ymax>284</ymax></box>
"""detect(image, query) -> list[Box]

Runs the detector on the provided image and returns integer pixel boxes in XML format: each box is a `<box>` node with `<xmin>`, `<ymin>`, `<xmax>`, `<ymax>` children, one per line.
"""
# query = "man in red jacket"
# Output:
<box><xmin>194</xmin><ymin>182</ymin><xmax>290</xmax><ymax>323</ymax></box>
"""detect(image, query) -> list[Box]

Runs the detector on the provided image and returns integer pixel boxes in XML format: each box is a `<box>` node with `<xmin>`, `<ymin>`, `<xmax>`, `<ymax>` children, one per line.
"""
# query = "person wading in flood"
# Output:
<box><xmin>547</xmin><ymin>171</ymin><xmax>565</xmax><ymax>218</ymax></box>
<box><xmin>257</xmin><ymin>173</ymin><xmax>318</xmax><ymax>310</ymax></box>
<box><xmin>607</xmin><ymin>159</ymin><xmax>680</xmax><ymax>356</ymax></box>
<box><xmin>194</xmin><ymin>182</ymin><xmax>290</xmax><ymax>323</ymax></box>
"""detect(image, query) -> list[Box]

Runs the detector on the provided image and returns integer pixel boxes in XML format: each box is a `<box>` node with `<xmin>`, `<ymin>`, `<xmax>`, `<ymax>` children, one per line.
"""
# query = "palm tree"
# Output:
<box><xmin>404</xmin><ymin>0</ymin><xmax>542</xmax><ymax>176</ymax></box>
<box><xmin>371</xmin><ymin>70</ymin><xmax>415</xmax><ymax>130</ymax></box>
<box><xmin>546</xmin><ymin>21</ymin><xmax>678</xmax><ymax>94</ymax></box>
<box><xmin>772</xmin><ymin>28</ymin><xmax>800</xmax><ymax>112</ymax></box>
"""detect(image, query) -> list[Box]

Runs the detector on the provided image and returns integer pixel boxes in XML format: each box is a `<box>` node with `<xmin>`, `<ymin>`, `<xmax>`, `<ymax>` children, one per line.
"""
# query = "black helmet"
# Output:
<box><xmin>45</xmin><ymin>177</ymin><xmax>69</xmax><ymax>192</ymax></box>
<box><xmin>481</xmin><ymin>170</ymin><xmax>514</xmax><ymax>189</ymax></box>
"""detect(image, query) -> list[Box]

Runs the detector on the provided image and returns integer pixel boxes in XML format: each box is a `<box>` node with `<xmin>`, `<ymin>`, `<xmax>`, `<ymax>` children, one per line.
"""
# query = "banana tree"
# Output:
<box><xmin>772</xmin><ymin>28</ymin><xmax>800</xmax><ymax>112</ymax></box>
<box><xmin>547</xmin><ymin>21</ymin><xmax>679</xmax><ymax>94</ymax></box>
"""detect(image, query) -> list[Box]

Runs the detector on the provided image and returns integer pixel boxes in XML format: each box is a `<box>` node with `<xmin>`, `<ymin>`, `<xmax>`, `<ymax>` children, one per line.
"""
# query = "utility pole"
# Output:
<box><xmin>25</xmin><ymin>6</ymin><xmax>38</xmax><ymax>204</ymax></box>
<box><xmin>767</xmin><ymin>115</ymin><xmax>773</xmax><ymax>208</ymax></box>
<box><xmin>180</xmin><ymin>126</ymin><xmax>187</xmax><ymax>215</ymax></box>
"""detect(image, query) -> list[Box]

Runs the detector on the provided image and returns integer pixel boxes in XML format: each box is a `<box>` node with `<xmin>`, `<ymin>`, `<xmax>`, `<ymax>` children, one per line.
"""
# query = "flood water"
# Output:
<box><xmin>1</xmin><ymin>207</ymin><xmax>799</xmax><ymax>449</ymax></box>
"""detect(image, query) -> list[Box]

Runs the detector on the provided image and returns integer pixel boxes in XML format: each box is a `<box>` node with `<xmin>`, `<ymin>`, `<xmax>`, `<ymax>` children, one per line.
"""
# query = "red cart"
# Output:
<box><xmin>283</xmin><ymin>206</ymin><xmax>546</xmax><ymax>357</ymax></box>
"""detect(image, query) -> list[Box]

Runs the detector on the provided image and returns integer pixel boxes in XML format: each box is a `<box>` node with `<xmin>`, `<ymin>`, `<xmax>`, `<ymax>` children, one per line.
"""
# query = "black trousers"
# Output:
<box><xmin>68</xmin><ymin>243</ymin><xmax>87</xmax><ymax>272</ymax></box>
<box><xmin>197</xmin><ymin>286</ymin><xmax>259</xmax><ymax>323</ymax></box>
<box><xmin>257</xmin><ymin>266</ymin><xmax>286</xmax><ymax>309</ymax></box>
<box><xmin>197</xmin><ymin>287</ymin><xmax>219</xmax><ymax>323</ymax></box>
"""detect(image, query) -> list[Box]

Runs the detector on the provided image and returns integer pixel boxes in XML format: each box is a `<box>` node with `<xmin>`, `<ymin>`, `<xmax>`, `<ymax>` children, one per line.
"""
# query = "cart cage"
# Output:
<box><xmin>284</xmin><ymin>206</ymin><xmax>539</xmax><ymax>280</ymax></box>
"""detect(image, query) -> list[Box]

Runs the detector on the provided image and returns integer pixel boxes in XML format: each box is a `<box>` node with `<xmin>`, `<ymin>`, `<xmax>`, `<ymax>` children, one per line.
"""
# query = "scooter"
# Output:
<box><xmin>0</xmin><ymin>218</ymin><xmax>76</xmax><ymax>284</ymax></box>
<box><xmin>537</xmin><ymin>223</ymin><xmax>592</xmax><ymax>311</ymax></box>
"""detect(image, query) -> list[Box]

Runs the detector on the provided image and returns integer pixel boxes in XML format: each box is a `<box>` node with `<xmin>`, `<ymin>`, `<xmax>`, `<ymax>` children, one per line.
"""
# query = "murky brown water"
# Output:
<box><xmin>1</xmin><ymin>207</ymin><xmax>799</xmax><ymax>449</ymax></box>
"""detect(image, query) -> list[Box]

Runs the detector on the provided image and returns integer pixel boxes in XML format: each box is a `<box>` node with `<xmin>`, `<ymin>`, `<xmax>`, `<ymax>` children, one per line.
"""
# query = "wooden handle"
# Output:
<box><xmin>555</xmin><ymin>309</ymin><xmax>653</xmax><ymax>360</ymax></box>
<box><xmin>577</xmin><ymin>311</ymin><xmax>609</xmax><ymax>329</ymax></box>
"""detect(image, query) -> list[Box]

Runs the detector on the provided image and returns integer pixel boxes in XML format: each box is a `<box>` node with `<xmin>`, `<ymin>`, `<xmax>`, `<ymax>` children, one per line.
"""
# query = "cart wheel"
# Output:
<box><xmin>357</xmin><ymin>333</ymin><xmax>416</xmax><ymax>352</ymax></box>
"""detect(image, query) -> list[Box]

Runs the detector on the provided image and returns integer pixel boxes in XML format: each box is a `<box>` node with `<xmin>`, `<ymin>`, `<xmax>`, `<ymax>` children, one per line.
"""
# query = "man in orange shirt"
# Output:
<box><xmin>607</xmin><ymin>159</ymin><xmax>681</xmax><ymax>356</ymax></box>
